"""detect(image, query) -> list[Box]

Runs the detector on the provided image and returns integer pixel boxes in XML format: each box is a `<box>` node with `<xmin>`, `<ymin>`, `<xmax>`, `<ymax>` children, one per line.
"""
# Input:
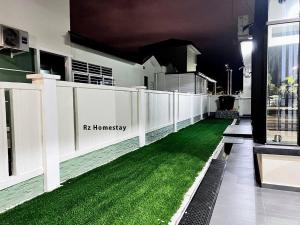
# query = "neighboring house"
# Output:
<box><xmin>140</xmin><ymin>39</ymin><xmax>201</xmax><ymax>74</ymax></box>
<box><xmin>157</xmin><ymin>72</ymin><xmax>217</xmax><ymax>94</ymax></box>
<box><xmin>0</xmin><ymin>0</ymin><xmax>150</xmax><ymax>88</ymax></box>
<box><xmin>140</xmin><ymin>39</ymin><xmax>216</xmax><ymax>94</ymax></box>
<box><xmin>141</xmin><ymin>56</ymin><xmax>165</xmax><ymax>90</ymax></box>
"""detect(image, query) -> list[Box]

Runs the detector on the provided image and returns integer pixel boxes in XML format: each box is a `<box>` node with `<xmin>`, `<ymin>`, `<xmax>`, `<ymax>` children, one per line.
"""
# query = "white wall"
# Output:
<box><xmin>0</xmin><ymin>0</ymin><xmax>70</xmax><ymax>56</ymax></box>
<box><xmin>187</xmin><ymin>45</ymin><xmax>198</xmax><ymax>72</ymax></box>
<box><xmin>258</xmin><ymin>154</ymin><xmax>300</xmax><ymax>188</ymax></box>
<box><xmin>142</xmin><ymin>56</ymin><xmax>165</xmax><ymax>90</ymax></box>
<box><xmin>70</xmin><ymin>45</ymin><xmax>145</xmax><ymax>88</ymax></box>
<box><xmin>180</xmin><ymin>75</ymin><xmax>195</xmax><ymax>93</ymax></box>
<box><xmin>164</xmin><ymin>73</ymin><xmax>207</xmax><ymax>94</ymax></box>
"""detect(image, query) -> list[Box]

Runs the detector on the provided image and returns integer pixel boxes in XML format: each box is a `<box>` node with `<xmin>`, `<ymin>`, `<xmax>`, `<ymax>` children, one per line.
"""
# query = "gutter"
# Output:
<box><xmin>169</xmin><ymin>137</ymin><xmax>225</xmax><ymax>225</ymax></box>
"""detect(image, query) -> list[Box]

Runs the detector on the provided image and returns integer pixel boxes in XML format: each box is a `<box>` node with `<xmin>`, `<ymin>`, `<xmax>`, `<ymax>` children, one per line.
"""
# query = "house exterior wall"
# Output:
<box><xmin>142</xmin><ymin>56</ymin><xmax>165</xmax><ymax>90</ymax></box>
<box><xmin>187</xmin><ymin>46</ymin><xmax>198</xmax><ymax>72</ymax></box>
<box><xmin>70</xmin><ymin>44</ymin><xmax>144</xmax><ymax>88</ymax></box>
<box><xmin>0</xmin><ymin>0</ymin><xmax>71</xmax><ymax>55</ymax></box>
<box><xmin>0</xmin><ymin>0</ymin><xmax>146</xmax><ymax>88</ymax></box>
<box><xmin>163</xmin><ymin>73</ymin><xmax>207</xmax><ymax>94</ymax></box>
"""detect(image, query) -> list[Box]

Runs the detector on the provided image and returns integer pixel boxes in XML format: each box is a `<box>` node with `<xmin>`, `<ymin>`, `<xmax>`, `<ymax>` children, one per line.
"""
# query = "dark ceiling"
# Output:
<box><xmin>70</xmin><ymin>0</ymin><xmax>255</xmax><ymax>92</ymax></box>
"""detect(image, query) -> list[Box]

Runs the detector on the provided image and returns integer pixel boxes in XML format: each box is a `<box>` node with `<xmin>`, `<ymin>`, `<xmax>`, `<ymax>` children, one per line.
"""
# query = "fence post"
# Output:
<box><xmin>27</xmin><ymin>74</ymin><xmax>61</xmax><ymax>192</ymax></box>
<box><xmin>208</xmin><ymin>95</ymin><xmax>211</xmax><ymax>117</ymax></box>
<box><xmin>190</xmin><ymin>94</ymin><xmax>194</xmax><ymax>124</ymax></box>
<box><xmin>136</xmin><ymin>86</ymin><xmax>146</xmax><ymax>147</ymax></box>
<box><xmin>200</xmin><ymin>94</ymin><xmax>204</xmax><ymax>120</ymax></box>
<box><xmin>173</xmin><ymin>90</ymin><xmax>178</xmax><ymax>132</ymax></box>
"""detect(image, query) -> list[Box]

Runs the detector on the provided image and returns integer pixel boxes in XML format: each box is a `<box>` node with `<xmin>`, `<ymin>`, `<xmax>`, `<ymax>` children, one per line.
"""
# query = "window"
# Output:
<box><xmin>268</xmin><ymin>0</ymin><xmax>300</xmax><ymax>21</ymax></box>
<box><xmin>144</xmin><ymin>76</ymin><xmax>149</xmax><ymax>89</ymax></box>
<box><xmin>266</xmin><ymin>22</ymin><xmax>299</xmax><ymax>144</ymax></box>
<box><xmin>40</xmin><ymin>51</ymin><xmax>66</xmax><ymax>80</ymax></box>
<box><xmin>72</xmin><ymin>60</ymin><xmax>114</xmax><ymax>86</ymax></box>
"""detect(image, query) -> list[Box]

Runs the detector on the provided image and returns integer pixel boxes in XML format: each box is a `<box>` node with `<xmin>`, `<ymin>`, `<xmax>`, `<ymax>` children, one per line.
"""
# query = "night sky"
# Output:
<box><xmin>70</xmin><ymin>0</ymin><xmax>255</xmax><ymax>92</ymax></box>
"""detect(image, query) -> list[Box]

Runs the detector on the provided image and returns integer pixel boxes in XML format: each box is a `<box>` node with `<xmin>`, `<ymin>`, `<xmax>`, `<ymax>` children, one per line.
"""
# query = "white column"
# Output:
<box><xmin>0</xmin><ymin>89</ymin><xmax>9</xmax><ymax>181</ymax></box>
<box><xmin>173</xmin><ymin>90</ymin><xmax>178</xmax><ymax>132</ymax></box>
<box><xmin>136</xmin><ymin>86</ymin><xmax>146</xmax><ymax>147</ymax></box>
<box><xmin>214</xmin><ymin>83</ymin><xmax>217</xmax><ymax>95</ymax></box>
<box><xmin>65</xmin><ymin>56</ymin><xmax>73</xmax><ymax>82</ymax></box>
<box><xmin>27</xmin><ymin>74</ymin><xmax>61</xmax><ymax>192</ymax></box>
<box><xmin>208</xmin><ymin>95</ymin><xmax>211</xmax><ymax>117</ymax></box>
<box><xmin>34</xmin><ymin>49</ymin><xmax>41</xmax><ymax>73</ymax></box>
<box><xmin>190</xmin><ymin>94</ymin><xmax>194</xmax><ymax>124</ymax></box>
<box><xmin>200</xmin><ymin>94</ymin><xmax>204</xmax><ymax>120</ymax></box>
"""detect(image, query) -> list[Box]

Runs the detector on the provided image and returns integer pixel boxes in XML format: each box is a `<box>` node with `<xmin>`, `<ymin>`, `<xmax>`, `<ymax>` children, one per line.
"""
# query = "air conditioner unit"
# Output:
<box><xmin>0</xmin><ymin>25</ymin><xmax>29</xmax><ymax>52</ymax></box>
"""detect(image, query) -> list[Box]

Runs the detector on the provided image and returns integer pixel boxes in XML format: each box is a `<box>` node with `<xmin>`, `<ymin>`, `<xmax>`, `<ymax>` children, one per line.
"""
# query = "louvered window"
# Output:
<box><xmin>102</xmin><ymin>66</ymin><xmax>112</xmax><ymax>77</ymax></box>
<box><xmin>72</xmin><ymin>60</ymin><xmax>114</xmax><ymax>86</ymax></box>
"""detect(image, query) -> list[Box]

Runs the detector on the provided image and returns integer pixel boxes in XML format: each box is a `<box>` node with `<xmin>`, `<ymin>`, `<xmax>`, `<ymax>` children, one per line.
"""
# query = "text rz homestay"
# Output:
<box><xmin>83</xmin><ymin>125</ymin><xmax>127</xmax><ymax>132</ymax></box>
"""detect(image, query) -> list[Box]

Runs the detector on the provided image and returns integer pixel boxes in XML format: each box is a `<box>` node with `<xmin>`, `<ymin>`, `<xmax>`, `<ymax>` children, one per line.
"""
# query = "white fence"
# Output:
<box><xmin>0</xmin><ymin>74</ymin><xmax>210</xmax><ymax>193</ymax></box>
<box><xmin>57</xmin><ymin>82</ymin><xmax>140</xmax><ymax>162</ymax></box>
<box><xmin>0</xmin><ymin>83</ymin><xmax>43</xmax><ymax>189</ymax></box>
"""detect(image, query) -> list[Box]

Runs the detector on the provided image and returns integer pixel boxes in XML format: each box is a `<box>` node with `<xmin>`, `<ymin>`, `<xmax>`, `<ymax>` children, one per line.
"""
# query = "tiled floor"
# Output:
<box><xmin>210</xmin><ymin>121</ymin><xmax>300</xmax><ymax>225</ymax></box>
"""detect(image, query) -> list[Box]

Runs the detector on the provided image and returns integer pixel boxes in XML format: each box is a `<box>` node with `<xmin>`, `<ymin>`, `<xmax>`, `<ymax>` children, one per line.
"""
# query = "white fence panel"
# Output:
<box><xmin>202</xmin><ymin>95</ymin><xmax>209</xmax><ymax>114</ymax></box>
<box><xmin>115</xmin><ymin>90</ymin><xmax>139</xmax><ymax>137</ymax></box>
<box><xmin>57</xmin><ymin>86</ymin><xmax>76</xmax><ymax>161</ymax></box>
<box><xmin>0</xmin><ymin>89</ymin><xmax>8</xmax><ymax>182</ymax></box>
<box><xmin>0</xmin><ymin>83</ymin><xmax>43</xmax><ymax>190</ymax></box>
<box><xmin>146</xmin><ymin>91</ymin><xmax>173</xmax><ymax>132</ymax></box>
<box><xmin>178</xmin><ymin>94</ymin><xmax>192</xmax><ymax>122</ymax></box>
<box><xmin>193</xmin><ymin>95</ymin><xmax>202</xmax><ymax>117</ymax></box>
<box><xmin>209</xmin><ymin>95</ymin><xmax>218</xmax><ymax>113</ymax></box>
<box><xmin>10</xmin><ymin>89</ymin><xmax>43</xmax><ymax>177</ymax></box>
<box><xmin>239</xmin><ymin>98</ymin><xmax>251</xmax><ymax>116</ymax></box>
<box><xmin>74</xmin><ymin>86</ymin><xmax>138</xmax><ymax>153</ymax></box>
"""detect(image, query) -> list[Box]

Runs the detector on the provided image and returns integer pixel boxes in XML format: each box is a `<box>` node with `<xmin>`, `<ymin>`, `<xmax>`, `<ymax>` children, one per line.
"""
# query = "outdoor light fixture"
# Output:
<box><xmin>241</xmin><ymin>41</ymin><xmax>253</xmax><ymax>58</ymax></box>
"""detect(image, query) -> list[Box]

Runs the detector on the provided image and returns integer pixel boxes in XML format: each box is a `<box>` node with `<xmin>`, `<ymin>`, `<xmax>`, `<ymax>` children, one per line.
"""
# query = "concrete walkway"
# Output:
<box><xmin>210</xmin><ymin>121</ymin><xmax>300</xmax><ymax>225</ymax></box>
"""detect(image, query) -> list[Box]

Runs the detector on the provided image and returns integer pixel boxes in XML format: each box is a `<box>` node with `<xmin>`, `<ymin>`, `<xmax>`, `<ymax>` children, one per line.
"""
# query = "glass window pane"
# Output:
<box><xmin>267</xmin><ymin>22</ymin><xmax>299</xmax><ymax>144</ymax></box>
<box><xmin>269</xmin><ymin>0</ymin><xmax>300</xmax><ymax>21</ymax></box>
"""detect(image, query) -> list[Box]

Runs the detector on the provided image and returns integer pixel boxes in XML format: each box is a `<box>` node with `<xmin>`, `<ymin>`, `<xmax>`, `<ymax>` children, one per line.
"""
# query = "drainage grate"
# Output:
<box><xmin>179</xmin><ymin>159</ymin><xmax>226</xmax><ymax>225</ymax></box>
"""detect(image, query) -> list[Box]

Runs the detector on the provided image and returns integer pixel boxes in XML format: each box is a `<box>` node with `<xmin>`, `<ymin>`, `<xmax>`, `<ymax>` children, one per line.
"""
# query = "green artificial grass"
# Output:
<box><xmin>0</xmin><ymin>119</ymin><xmax>230</xmax><ymax>225</ymax></box>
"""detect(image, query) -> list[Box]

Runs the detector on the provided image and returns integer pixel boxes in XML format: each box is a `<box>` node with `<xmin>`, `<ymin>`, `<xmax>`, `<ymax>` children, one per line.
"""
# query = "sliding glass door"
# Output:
<box><xmin>267</xmin><ymin>0</ymin><xmax>300</xmax><ymax>145</ymax></box>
